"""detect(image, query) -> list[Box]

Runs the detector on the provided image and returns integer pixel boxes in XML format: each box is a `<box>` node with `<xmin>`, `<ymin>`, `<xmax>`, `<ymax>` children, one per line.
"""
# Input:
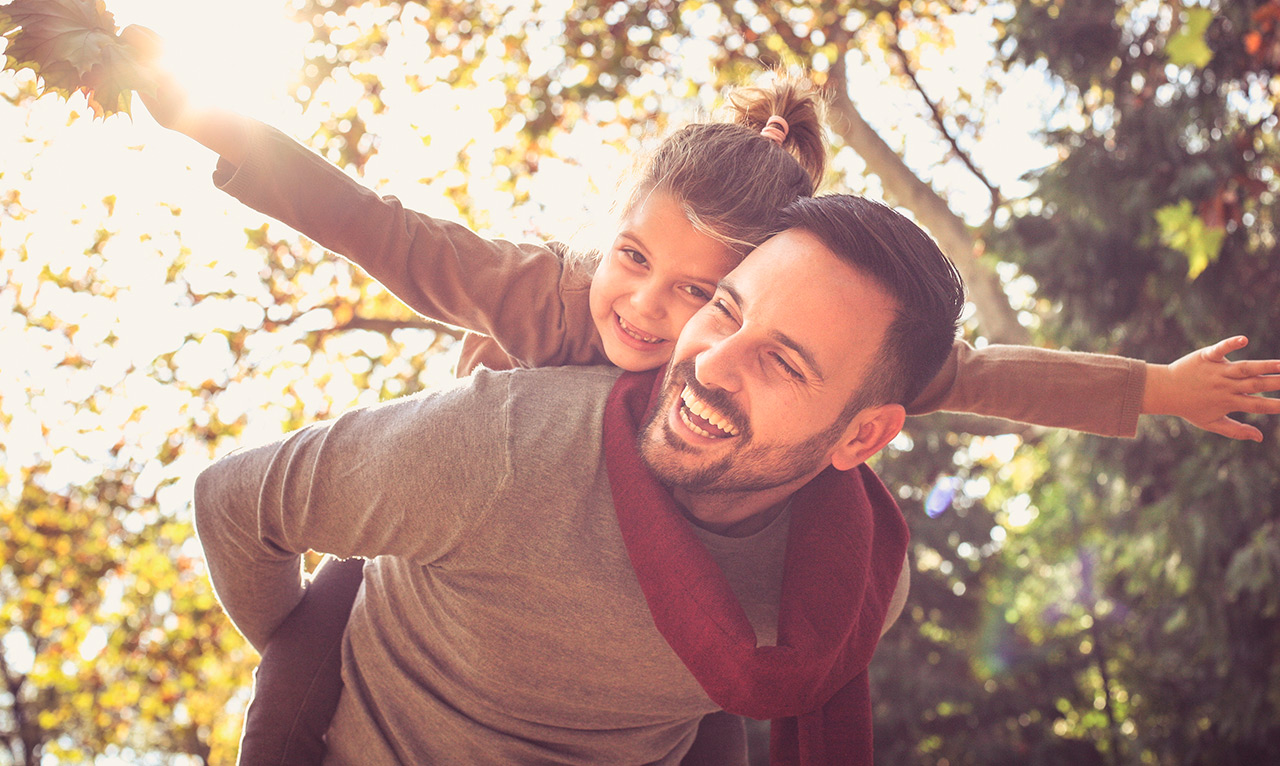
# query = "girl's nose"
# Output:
<box><xmin>629</xmin><ymin>281</ymin><xmax>666</xmax><ymax>320</ymax></box>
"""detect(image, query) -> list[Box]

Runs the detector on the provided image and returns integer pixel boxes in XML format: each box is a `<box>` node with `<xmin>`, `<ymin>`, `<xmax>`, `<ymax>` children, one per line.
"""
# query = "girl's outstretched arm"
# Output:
<box><xmin>1141</xmin><ymin>336</ymin><xmax>1280</xmax><ymax>442</ymax></box>
<box><xmin>118</xmin><ymin>25</ymin><xmax>602</xmax><ymax>372</ymax></box>
<box><xmin>907</xmin><ymin>341</ymin><xmax>1148</xmax><ymax>437</ymax></box>
<box><xmin>911</xmin><ymin>337</ymin><xmax>1279</xmax><ymax>441</ymax></box>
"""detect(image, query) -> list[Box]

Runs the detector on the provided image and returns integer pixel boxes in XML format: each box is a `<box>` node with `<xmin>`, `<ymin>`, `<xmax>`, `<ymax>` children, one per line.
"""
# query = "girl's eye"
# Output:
<box><xmin>682</xmin><ymin>285</ymin><xmax>712</xmax><ymax>301</ymax></box>
<box><xmin>712</xmin><ymin>299</ymin><xmax>734</xmax><ymax>318</ymax></box>
<box><xmin>620</xmin><ymin>248</ymin><xmax>648</xmax><ymax>267</ymax></box>
<box><xmin>772</xmin><ymin>353</ymin><xmax>804</xmax><ymax>381</ymax></box>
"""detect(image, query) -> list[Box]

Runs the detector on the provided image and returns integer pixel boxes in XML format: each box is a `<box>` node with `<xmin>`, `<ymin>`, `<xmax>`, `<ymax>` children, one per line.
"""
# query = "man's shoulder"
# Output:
<box><xmin>453</xmin><ymin>364</ymin><xmax>623</xmax><ymax>432</ymax></box>
<box><xmin>471</xmin><ymin>366</ymin><xmax>623</xmax><ymax>477</ymax></box>
<box><xmin>474</xmin><ymin>364</ymin><xmax>624</xmax><ymax>397</ymax></box>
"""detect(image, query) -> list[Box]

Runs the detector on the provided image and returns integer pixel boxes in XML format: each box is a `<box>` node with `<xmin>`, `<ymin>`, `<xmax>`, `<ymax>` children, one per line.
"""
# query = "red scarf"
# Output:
<box><xmin>603</xmin><ymin>369</ymin><xmax>908</xmax><ymax>765</ymax></box>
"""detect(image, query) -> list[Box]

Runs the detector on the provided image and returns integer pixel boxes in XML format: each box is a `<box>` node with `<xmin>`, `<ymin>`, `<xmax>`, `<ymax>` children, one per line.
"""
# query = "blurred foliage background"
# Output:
<box><xmin>2</xmin><ymin>0</ymin><xmax>1278</xmax><ymax>763</ymax></box>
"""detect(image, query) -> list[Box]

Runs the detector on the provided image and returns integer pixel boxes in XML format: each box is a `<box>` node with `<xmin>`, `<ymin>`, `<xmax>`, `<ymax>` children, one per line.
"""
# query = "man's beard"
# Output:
<box><xmin>637</xmin><ymin>360</ymin><xmax>848</xmax><ymax>494</ymax></box>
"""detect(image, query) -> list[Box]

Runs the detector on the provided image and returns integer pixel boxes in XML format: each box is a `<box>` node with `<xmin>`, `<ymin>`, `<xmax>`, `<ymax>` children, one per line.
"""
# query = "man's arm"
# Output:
<box><xmin>192</xmin><ymin>373</ymin><xmax>514</xmax><ymax>650</ymax></box>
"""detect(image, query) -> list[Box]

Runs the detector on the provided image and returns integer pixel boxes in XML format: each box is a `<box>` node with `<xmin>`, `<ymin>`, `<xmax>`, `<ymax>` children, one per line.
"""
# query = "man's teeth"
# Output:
<box><xmin>679</xmin><ymin>407</ymin><xmax>718</xmax><ymax>439</ymax></box>
<box><xmin>679</xmin><ymin>386</ymin><xmax>740</xmax><ymax>437</ymax></box>
<box><xmin>618</xmin><ymin>316</ymin><xmax>662</xmax><ymax>344</ymax></box>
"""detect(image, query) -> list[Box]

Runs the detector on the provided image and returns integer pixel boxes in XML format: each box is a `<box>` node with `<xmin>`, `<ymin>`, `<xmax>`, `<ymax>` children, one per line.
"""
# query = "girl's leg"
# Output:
<box><xmin>237</xmin><ymin>556</ymin><xmax>366</xmax><ymax>766</ymax></box>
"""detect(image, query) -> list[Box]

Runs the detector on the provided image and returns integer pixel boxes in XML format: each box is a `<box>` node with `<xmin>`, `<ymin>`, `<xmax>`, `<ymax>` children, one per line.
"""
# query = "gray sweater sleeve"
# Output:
<box><xmin>192</xmin><ymin>371</ymin><xmax>514</xmax><ymax>650</ymax></box>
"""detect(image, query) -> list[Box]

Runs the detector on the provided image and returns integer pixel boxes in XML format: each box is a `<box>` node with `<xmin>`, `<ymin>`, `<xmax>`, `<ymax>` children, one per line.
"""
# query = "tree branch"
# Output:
<box><xmin>824</xmin><ymin>35</ymin><xmax>1030</xmax><ymax>345</ymax></box>
<box><xmin>0</xmin><ymin>649</ymin><xmax>38</xmax><ymax>766</ymax></box>
<box><xmin>252</xmin><ymin>297</ymin><xmax>468</xmax><ymax>342</ymax></box>
<box><xmin>333</xmin><ymin>315</ymin><xmax>466</xmax><ymax>340</ymax></box>
<box><xmin>884</xmin><ymin>19</ymin><xmax>1002</xmax><ymax>223</ymax></box>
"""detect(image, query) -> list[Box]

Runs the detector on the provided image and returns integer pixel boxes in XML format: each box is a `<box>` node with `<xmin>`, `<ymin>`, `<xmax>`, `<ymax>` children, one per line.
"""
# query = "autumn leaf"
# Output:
<box><xmin>1155</xmin><ymin>199</ymin><xmax>1226</xmax><ymax>280</ymax></box>
<box><xmin>1244</xmin><ymin>30</ymin><xmax>1263</xmax><ymax>56</ymax></box>
<box><xmin>0</xmin><ymin>0</ymin><xmax>151</xmax><ymax>118</ymax></box>
<box><xmin>1165</xmin><ymin>7</ymin><xmax>1215</xmax><ymax>69</ymax></box>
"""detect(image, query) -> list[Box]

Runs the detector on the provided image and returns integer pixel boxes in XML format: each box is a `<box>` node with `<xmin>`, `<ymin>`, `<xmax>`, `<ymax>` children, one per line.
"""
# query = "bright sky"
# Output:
<box><xmin>108</xmin><ymin>0</ymin><xmax>308</xmax><ymax>114</ymax></box>
<box><xmin>0</xmin><ymin>0</ymin><xmax>629</xmax><ymax>508</ymax></box>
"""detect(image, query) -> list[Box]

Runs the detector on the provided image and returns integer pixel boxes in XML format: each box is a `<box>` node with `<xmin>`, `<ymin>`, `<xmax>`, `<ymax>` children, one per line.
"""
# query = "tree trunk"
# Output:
<box><xmin>826</xmin><ymin>55</ymin><xmax>1030</xmax><ymax>346</ymax></box>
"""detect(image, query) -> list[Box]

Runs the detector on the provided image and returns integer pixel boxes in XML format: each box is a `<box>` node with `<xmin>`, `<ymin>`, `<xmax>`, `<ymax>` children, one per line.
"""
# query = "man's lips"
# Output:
<box><xmin>677</xmin><ymin>384</ymin><xmax>740</xmax><ymax>438</ymax></box>
<box><xmin>614</xmin><ymin>313</ymin><xmax>666</xmax><ymax>350</ymax></box>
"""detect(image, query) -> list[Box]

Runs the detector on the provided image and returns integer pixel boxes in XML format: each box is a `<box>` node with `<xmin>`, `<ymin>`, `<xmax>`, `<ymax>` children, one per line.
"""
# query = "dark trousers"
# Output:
<box><xmin>238</xmin><ymin>556</ymin><xmax>365</xmax><ymax>766</ymax></box>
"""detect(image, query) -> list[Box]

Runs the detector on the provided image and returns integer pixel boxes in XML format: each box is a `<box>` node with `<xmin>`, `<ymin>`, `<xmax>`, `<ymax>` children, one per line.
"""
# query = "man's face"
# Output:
<box><xmin>639</xmin><ymin>229</ymin><xmax>899</xmax><ymax>497</ymax></box>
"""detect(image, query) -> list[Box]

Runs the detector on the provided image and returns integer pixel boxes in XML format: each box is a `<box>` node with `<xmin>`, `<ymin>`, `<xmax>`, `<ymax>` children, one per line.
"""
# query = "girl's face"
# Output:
<box><xmin>589</xmin><ymin>190</ymin><xmax>742</xmax><ymax>372</ymax></box>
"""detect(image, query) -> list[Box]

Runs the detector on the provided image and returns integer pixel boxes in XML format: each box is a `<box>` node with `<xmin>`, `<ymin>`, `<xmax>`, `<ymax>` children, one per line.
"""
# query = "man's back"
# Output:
<box><xmin>195</xmin><ymin>366</ymin><xmax>787</xmax><ymax>764</ymax></box>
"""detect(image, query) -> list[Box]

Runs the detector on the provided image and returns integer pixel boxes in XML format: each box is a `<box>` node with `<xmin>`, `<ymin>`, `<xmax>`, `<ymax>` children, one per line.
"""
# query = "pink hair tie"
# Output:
<box><xmin>760</xmin><ymin>115</ymin><xmax>789</xmax><ymax>145</ymax></box>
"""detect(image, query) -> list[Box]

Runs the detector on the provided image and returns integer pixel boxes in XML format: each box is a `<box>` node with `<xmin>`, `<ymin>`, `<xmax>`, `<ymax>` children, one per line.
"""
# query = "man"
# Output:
<box><xmin>193</xmin><ymin>194</ymin><xmax>965</xmax><ymax>765</ymax></box>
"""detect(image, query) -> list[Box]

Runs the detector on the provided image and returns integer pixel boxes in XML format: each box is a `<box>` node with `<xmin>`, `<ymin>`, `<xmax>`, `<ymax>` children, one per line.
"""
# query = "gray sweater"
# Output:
<box><xmin>194</xmin><ymin>365</ymin><xmax>789</xmax><ymax>764</ymax></box>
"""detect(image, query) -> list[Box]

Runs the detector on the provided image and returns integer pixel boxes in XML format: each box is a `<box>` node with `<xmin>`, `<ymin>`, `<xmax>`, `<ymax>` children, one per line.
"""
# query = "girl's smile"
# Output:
<box><xmin>588</xmin><ymin>190</ymin><xmax>740</xmax><ymax>372</ymax></box>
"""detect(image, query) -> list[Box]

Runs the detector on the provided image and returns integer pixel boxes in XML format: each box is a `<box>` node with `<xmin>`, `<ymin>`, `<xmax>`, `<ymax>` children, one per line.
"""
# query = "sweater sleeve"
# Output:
<box><xmin>211</xmin><ymin>120</ymin><xmax>606</xmax><ymax>369</ymax></box>
<box><xmin>192</xmin><ymin>371</ymin><xmax>515</xmax><ymax>651</ymax></box>
<box><xmin>907</xmin><ymin>339</ymin><xmax>1148</xmax><ymax>438</ymax></box>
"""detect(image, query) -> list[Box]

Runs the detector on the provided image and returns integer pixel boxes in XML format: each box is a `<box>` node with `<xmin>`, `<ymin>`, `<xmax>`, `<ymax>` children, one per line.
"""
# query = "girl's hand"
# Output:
<box><xmin>119</xmin><ymin>25</ymin><xmax>192</xmax><ymax>132</ymax></box>
<box><xmin>1143</xmin><ymin>336</ymin><xmax>1280</xmax><ymax>442</ymax></box>
<box><xmin>118</xmin><ymin>24</ymin><xmax>249</xmax><ymax>167</ymax></box>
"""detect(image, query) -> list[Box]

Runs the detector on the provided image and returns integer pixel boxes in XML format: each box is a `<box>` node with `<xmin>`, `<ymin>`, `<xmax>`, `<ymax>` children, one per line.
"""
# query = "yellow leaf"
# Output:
<box><xmin>1166</xmin><ymin>7</ymin><xmax>1214</xmax><ymax>69</ymax></box>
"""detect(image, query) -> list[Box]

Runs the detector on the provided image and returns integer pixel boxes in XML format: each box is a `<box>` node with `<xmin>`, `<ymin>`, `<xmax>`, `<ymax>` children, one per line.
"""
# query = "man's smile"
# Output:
<box><xmin>678</xmin><ymin>384</ymin><xmax>741</xmax><ymax>438</ymax></box>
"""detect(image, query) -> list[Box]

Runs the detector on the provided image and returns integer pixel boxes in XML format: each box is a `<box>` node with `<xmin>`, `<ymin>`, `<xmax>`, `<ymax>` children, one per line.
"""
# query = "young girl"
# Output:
<box><xmin>123</xmin><ymin>27</ymin><xmax>1279</xmax><ymax>765</ymax></box>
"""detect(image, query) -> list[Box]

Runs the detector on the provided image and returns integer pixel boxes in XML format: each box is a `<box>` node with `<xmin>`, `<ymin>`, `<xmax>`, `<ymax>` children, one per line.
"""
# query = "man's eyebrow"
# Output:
<box><xmin>719</xmin><ymin>280</ymin><xmax>826</xmax><ymax>381</ymax></box>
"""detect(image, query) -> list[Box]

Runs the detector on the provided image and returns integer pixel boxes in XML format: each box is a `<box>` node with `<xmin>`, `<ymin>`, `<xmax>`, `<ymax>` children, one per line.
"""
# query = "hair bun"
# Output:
<box><xmin>726</xmin><ymin>72</ymin><xmax>828</xmax><ymax>190</ymax></box>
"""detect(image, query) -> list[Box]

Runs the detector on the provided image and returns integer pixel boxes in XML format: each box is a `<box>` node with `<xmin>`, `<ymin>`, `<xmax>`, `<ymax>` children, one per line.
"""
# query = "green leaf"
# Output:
<box><xmin>1155</xmin><ymin>199</ymin><xmax>1225</xmax><ymax>280</ymax></box>
<box><xmin>1166</xmin><ymin>7</ymin><xmax>1214</xmax><ymax>69</ymax></box>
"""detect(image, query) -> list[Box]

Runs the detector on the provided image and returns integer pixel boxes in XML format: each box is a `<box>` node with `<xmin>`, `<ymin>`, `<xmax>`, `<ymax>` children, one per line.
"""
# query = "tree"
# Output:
<box><xmin>1</xmin><ymin>85</ymin><xmax>456</xmax><ymax>761</ymax></box>
<box><xmin>2</xmin><ymin>0</ymin><xmax>1276</xmax><ymax>762</ymax></box>
<box><xmin>983</xmin><ymin>1</ymin><xmax>1280</xmax><ymax>761</ymax></box>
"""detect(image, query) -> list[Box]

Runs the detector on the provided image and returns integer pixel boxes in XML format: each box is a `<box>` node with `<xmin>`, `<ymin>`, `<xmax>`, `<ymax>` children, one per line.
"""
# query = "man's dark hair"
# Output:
<box><xmin>778</xmin><ymin>194</ymin><xmax>965</xmax><ymax>413</ymax></box>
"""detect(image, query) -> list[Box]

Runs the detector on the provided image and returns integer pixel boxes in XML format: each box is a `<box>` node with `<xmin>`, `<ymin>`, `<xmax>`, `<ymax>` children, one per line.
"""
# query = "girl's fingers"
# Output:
<box><xmin>1235</xmin><ymin>375</ymin><xmax>1280</xmax><ymax>395</ymax></box>
<box><xmin>1204</xmin><ymin>335</ymin><xmax>1249</xmax><ymax>363</ymax></box>
<box><xmin>1206</xmin><ymin>416</ymin><xmax>1264</xmax><ymax>443</ymax></box>
<box><xmin>120</xmin><ymin>25</ymin><xmax>164</xmax><ymax>60</ymax></box>
<box><xmin>1226</xmin><ymin>360</ymin><xmax>1280</xmax><ymax>379</ymax></box>
<box><xmin>1236</xmin><ymin>390</ymin><xmax>1280</xmax><ymax>410</ymax></box>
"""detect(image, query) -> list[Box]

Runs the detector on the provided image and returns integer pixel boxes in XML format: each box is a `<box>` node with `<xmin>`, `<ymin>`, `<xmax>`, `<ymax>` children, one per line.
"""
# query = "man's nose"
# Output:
<box><xmin>694</xmin><ymin>334</ymin><xmax>745</xmax><ymax>394</ymax></box>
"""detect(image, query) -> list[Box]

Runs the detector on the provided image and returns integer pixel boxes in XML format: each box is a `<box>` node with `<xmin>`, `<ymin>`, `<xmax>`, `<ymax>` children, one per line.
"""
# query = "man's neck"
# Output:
<box><xmin>673</xmin><ymin>483</ymin><xmax>801</xmax><ymax>538</ymax></box>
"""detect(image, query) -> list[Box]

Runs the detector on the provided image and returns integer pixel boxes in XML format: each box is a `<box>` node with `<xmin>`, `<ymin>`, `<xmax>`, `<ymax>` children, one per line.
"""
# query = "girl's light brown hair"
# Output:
<box><xmin>622</xmin><ymin>72</ymin><xmax>829</xmax><ymax>255</ymax></box>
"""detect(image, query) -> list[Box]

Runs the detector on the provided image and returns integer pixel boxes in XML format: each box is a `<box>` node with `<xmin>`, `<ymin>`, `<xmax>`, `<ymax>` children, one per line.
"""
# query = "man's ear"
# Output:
<box><xmin>829</xmin><ymin>403</ymin><xmax>906</xmax><ymax>472</ymax></box>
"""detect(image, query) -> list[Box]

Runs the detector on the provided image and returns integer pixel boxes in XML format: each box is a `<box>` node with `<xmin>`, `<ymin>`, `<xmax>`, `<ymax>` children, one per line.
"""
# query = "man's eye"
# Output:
<box><xmin>683</xmin><ymin>285</ymin><xmax>711</xmax><ymax>301</ymax></box>
<box><xmin>772</xmin><ymin>353</ymin><xmax>804</xmax><ymax>380</ymax></box>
